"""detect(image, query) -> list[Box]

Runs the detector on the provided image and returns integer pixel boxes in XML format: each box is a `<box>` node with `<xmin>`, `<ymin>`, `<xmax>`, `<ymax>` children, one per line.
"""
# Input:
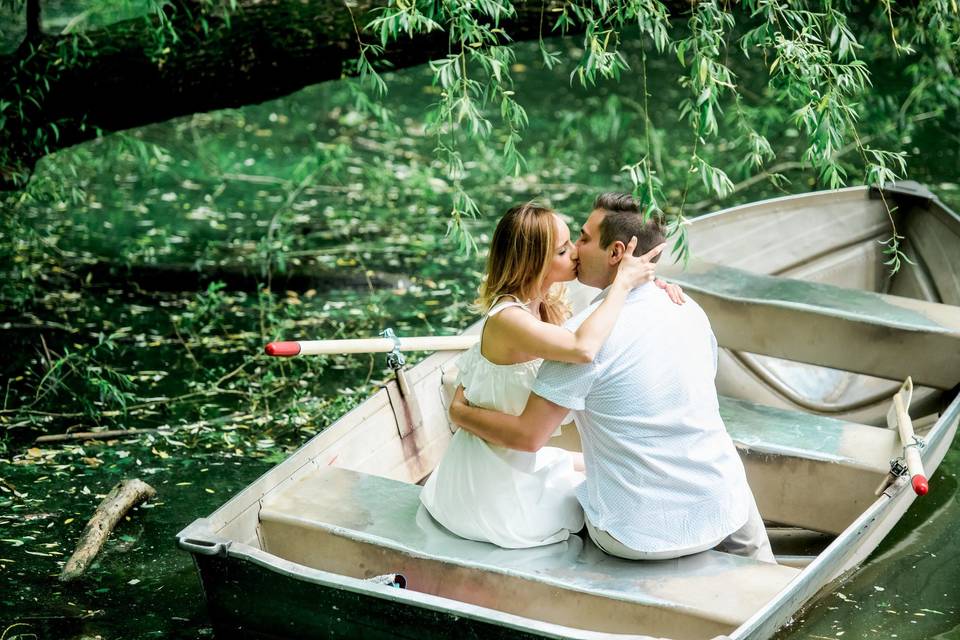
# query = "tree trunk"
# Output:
<box><xmin>0</xmin><ymin>0</ymin><xmax>594</xmax><ymax>190</ymax></box>
<box><xmin>78</xmin><ymin>259</ymin><xmax>407</xmax><ymax>292</ymax></box>
<box><xmin>25</xmin><ymin>0</ymin><xmax>42</xmax><ymax>43</ymax></box>
<box><xmin>59</xmin><ymin>478</ymin><xmax>157</xmax><ymax>582</ymax></box>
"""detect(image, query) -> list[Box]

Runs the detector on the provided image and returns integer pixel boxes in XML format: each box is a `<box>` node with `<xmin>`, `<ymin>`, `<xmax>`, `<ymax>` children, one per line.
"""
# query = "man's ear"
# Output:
<box><xmin>608</xmin><ymin>240</ymin><xmax>626</xmax><ymax>265</ymax></box>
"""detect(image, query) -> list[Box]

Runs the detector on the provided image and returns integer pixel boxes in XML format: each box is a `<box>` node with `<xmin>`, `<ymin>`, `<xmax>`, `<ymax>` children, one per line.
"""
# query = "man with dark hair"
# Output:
<box><xmin>450</xmin><ymin>192</ymin><xmax>773</xmax><ymax>563</ymax></box>
<box><xmin>593</xmin><ymin>192</ymin><xmax>666</xmax><ymax>260</ymax></box>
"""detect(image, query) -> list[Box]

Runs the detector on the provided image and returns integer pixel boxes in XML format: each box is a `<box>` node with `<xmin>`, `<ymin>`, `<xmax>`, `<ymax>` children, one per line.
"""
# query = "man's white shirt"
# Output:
<box><xmin>532</xmin><ymin>282</ymin><xmax>751</xmax><ymax>553</ymax></box>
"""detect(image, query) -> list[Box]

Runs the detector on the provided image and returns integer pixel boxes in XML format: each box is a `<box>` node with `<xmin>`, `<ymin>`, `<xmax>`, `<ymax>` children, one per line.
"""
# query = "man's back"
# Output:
<box><xmin>532</xmin><ymin>282</ymin><xmax>751</xmax><ymax>554</ymax></box>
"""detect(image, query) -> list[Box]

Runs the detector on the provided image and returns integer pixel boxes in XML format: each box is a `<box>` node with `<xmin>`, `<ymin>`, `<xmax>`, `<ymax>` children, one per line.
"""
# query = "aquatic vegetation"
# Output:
<box><xmin>1</xmin><ymin>3</ymin><xmax>959</xmax><ymax>638</ymax></box>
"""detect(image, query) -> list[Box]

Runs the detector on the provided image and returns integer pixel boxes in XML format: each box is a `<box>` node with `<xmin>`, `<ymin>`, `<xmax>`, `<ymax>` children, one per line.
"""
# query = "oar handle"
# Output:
<box><xmin>893</xmin><ymin>393</ymin><xmax>928</xmax><ymax>496</ymax></box>
<box><xmin>264</xmin><ymin>335</ymin><xmax>479</xmax><ymax>357</ymax></box>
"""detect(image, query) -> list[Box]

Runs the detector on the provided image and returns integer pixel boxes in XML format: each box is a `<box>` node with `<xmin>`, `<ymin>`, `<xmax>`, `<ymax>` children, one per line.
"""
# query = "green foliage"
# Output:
<box><xmin>24</xmin><ymin>330</ymin><xmax>139</xmax><ymax>422</ymax></box>
<box><xmin>3</xmin><ymin>1</ymin><xmax>960</xmax><ymax>271</ymax></box>
<box><xmin>368</xmin><ymin>0</ymin><xmax>531</xmax><ymax>250</ymax></box>
<box><xmin>342</xmin><ymin>0</ymin><xmax>960</xmax><ymax>271</ymax></box>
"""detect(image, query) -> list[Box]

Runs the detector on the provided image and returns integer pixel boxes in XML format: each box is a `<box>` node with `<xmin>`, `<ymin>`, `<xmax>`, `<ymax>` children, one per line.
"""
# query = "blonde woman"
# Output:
<box><xmin>420</xmin><ymin>202</ymin><xmax>683</xmax><ymax>549</ymax></box>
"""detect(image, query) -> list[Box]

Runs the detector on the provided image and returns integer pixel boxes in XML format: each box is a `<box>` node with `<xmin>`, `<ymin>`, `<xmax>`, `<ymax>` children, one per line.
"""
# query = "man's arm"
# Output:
<box><xmin>449</xmin><ymin>385</ymin><xmax>570</xmax><ymax>453</ymax></box>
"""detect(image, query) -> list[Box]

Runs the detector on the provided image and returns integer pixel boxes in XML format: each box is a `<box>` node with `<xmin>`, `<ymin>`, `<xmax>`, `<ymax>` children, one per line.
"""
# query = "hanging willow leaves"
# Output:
<box><xmin>336</xmin><ymin>0</ymin><xmax>960</xmax><ymax>271</ymax></box>
<box><xmin>4</xmin><ymin>0</ymin><xmax>960</xmax><ymax>269</ymax></box>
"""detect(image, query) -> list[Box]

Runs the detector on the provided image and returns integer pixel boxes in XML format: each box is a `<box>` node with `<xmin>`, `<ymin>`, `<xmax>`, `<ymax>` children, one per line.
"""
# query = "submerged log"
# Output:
<box><xmin>59</xmin><ymin>478</ymin><xmax>157</xmax><ymax>582</ymax></box>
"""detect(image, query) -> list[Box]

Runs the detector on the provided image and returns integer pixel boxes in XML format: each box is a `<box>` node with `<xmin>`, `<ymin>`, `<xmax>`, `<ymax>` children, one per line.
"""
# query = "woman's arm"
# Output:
<box><xmin>494</xmin><ymin>238</ymin><xmax>665</xmax><ymax>364</ymax></box>
<box><xmin>449</xmin><ymin>385</ymin><xmax>569</xmax><ymax>452</ymax></box>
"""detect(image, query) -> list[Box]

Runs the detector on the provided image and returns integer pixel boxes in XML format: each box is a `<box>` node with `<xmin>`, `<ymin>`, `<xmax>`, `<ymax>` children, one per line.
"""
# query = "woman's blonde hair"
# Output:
<box><xmin>475</xmin><ymin>202</ymin><xmax>571</xmax><ymax>325</ymax></box>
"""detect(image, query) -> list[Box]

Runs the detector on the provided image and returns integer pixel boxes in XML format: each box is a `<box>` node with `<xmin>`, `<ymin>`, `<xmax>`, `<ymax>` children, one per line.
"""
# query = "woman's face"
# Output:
<box><xmin>542</xmin><ymin>213</ymin><xmax>578</xmax><ymax>287</ymax></box>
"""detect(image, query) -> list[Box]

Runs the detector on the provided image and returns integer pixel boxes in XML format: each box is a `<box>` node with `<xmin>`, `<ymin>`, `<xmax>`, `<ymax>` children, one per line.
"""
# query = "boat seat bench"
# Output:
<box><xmin>259</xmin><ymin>466</ymin><xmax>799</xmax><ymax>640</ymax></box>
<box><xmin>659</xmin><ymin>259</ymin><xmax>960</xmax><ymax>389</ymax></box>
<box><xmin>720</xmin><ymin>397</ymin><xmax>897</xmax><ymax>534</ymax></box>
<box><xmin>536</xmin><ymin>395</ymin><xmax>895</xmax><ymax>535</ymax></box>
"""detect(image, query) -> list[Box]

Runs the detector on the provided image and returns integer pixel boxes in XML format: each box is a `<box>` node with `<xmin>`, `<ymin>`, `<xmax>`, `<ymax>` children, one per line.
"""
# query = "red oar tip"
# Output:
<box><xmin>265</xmin><ymin>341</ymin><xmax>301</xmax><ymax>357</ymax></box>
<box><xmin>912</xmin><ymin>475</ymin><xmax>929</xmax><ymax>496</ymax></box>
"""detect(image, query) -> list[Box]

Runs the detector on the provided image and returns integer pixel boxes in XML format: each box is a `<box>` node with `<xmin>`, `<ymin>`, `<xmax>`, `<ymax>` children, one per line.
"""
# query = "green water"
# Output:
<box><xmin>3</xmin><ymin>13</ymin><xmax>960</xmax><ymax>640</ymax></box>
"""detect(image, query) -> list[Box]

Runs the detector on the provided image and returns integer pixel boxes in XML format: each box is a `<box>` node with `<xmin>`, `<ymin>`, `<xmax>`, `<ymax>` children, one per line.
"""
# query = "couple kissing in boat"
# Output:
<box><xmin>420</xmin><ymin>192</ymin><xmax>775</xmax><ymax>563</ymax></box>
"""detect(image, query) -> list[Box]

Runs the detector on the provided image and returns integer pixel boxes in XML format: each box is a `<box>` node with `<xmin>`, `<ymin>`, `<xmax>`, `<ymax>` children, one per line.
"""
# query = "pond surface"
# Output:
<box><xmin>2</xmin><ymin>11</ymin><xmax>960</xmax><ymax>640</ymax></box>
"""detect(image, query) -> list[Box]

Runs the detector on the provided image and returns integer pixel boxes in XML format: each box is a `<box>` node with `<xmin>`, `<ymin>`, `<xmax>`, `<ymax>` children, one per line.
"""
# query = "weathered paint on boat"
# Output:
<box><xmin>177</xmin><ymin>184</ymin><xmax>960</xmax><ymax>640</ymax></box>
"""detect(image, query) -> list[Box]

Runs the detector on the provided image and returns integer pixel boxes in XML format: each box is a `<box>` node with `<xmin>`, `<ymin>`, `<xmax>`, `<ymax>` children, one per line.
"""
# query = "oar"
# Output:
<box><xmin>264</xmin><ymin>335</ymin><xmax>479</xmax><ymax>357</ymax></box>
<box><xmin>887</xmin><ymin>377</ymin><xmax>929</xmax><ymax>496</ymax></box>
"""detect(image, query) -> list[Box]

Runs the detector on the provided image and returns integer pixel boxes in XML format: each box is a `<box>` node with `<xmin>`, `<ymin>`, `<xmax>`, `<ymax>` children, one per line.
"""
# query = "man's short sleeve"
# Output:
<box><xmin>531</xmin><ymin>359</ymin><xmax>599</xmax><ymax>411</ymax></box>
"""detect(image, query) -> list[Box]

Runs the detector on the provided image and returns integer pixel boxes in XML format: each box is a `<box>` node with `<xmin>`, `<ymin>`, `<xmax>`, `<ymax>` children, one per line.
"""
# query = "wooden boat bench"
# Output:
<box><xmin>258</xmin><ymin>465</ymin><xmax>799</xmax><ymax>640</ymax></box>
<box><xmin>720</xmin><ymin>397</ymin><xmax>898</xmax><ymax>534</ymax></box>
<box><xmin>660</xmin><ymin>260</ymin><xmax>960</xmax><ymax>390</ymax></box>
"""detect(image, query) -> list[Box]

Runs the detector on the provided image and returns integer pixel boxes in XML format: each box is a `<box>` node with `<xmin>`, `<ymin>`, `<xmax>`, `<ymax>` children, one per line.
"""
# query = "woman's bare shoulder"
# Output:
<box><xmin>485</xmin><ymin>304</ymin><xmax>538</xmax><ymax>332</ymax></box>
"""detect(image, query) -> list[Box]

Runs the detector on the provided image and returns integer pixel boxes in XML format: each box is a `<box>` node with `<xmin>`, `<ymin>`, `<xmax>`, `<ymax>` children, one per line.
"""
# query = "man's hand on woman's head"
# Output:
<box><xmin>655</xmin><ymin>279</ymin><xmax>686</xmax><ymax>305</ymax></box>
<box><xmin>614</xmin><ymin>238</ymin><xmax>666</xmax><ymax>290</ymax></box>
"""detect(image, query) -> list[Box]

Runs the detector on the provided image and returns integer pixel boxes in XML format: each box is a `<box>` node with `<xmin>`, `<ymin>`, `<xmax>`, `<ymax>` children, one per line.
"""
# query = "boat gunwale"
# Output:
<box><xmin>686</xmin><ymin>183</ymin><xmax>941</xmax><ymax>230</ymax></box>
<box><xmin>688</xmin><ymin>185</ymin><xmax>873</xmax><ymax>229</ymax></box>
<box><xmin>926</xmin><ymin>190</ymin><xmax>960</xmax><ymax>227</ymax></box>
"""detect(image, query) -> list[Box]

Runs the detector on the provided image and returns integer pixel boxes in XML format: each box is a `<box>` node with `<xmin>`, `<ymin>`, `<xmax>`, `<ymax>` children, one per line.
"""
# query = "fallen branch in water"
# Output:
<box><xmin>35</xmin><ymin>428</ymin><xmax>159</xmax><ymax>444</ymax></box>
<box><xmin>60</xmin><ymin>478</ymin><xmax>157</xmax><ymax>582</ymax></box>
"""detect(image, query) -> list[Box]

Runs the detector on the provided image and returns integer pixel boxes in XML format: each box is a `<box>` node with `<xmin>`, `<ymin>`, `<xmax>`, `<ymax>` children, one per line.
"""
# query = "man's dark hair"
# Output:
<box><xmin>593</xmin><ymin>192</ymin><xmax>666</xmax><ymax>261</ymax></box>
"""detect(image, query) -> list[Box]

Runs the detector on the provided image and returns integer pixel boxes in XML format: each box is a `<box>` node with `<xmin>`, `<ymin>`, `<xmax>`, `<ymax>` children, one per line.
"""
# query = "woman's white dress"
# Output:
<box><xmin>419</xmin><ymin>300</ymin><xmax>585</xmax><ymax>549</ymax></box>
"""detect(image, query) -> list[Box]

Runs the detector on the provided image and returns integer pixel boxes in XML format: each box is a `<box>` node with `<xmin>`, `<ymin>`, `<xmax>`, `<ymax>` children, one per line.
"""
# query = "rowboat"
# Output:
<box><xmin>177</xmin><ymin>183</ymin><xmax>960</xmax><ymax>640</ymax></box>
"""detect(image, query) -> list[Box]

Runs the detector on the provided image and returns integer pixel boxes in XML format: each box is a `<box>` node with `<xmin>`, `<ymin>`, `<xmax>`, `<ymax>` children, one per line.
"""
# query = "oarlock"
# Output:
<box><xmin>381</xmin><ymin>328</ymin><xmax>423</xmax><ymax>439</ymax></box>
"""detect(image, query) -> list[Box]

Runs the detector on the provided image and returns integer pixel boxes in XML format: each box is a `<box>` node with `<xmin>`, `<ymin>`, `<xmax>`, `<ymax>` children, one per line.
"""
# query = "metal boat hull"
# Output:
<box><xmin>178</xmin><ymin>185</ymin><xmax>960</xmax><ymax>640</ymax></box>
